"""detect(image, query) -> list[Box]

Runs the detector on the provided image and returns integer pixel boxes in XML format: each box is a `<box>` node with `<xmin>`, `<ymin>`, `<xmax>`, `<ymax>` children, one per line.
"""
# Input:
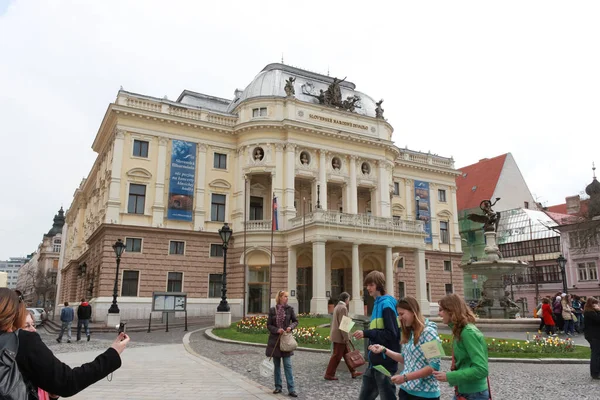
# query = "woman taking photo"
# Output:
<box><xmin>433</xmin><ymin>294</ymin><xmax>490</xmax><ymax>400</ymax></box>
<box><xmin>369</xmin><ymin>296</ymin><xmax>441</xmax><ymax>400</ymax></box>
<box><xmin>583</xmin><ymin>297</ymin><xmax>600</xmax><ymax>379</ymax></box>
<box><xmin>0</xmin><ymin>288</ymin><xmax>129</xmax><ymax>398</ymax></box>
<box><xmin>266</xmin><ymin>290</ymin><xmax>299</xmax><ymax>397</ymax></box>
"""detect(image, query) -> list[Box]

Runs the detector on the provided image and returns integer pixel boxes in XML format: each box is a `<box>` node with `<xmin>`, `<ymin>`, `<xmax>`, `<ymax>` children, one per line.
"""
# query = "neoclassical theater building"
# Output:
<box><xmin>58</xmin><ymin>63</ymin><xmax>462</xmax><ymax>321</ymax></box>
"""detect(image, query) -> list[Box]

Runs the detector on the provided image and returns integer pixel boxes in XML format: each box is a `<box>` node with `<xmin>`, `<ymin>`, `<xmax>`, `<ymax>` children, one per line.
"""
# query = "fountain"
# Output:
<box><xmin>461</xmin><ymin>199</ymin><xmax>528</xmax><ymax>319</ymax></box>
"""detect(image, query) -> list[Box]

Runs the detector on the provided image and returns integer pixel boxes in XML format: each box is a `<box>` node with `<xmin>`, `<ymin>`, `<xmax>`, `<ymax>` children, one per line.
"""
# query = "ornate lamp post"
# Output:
<box><xmin>217</xmin><ymin>223</ymin><xmax>233</xmax><ymax>312</ymax></box>
<box><xmin>108</xmin><ymin>239</ymin><xmax>126</xmax><ymax>314</ymax></box>
<box><xmin>557</xmin><ymin>255</ymin><xmax>568</xmax><ymax>295</ymax></box>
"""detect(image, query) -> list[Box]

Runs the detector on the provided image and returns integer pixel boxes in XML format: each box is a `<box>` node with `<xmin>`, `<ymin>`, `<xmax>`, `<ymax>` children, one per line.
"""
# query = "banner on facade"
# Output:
<box><xmin>414</xmin><ymin>180</ymin><xmax>432</xmax><ymax>243</ymax></box>
<box><xmin>167</xmin><ymin>140</ymin><xmax>197</xmax><ymax>221</ymax></box>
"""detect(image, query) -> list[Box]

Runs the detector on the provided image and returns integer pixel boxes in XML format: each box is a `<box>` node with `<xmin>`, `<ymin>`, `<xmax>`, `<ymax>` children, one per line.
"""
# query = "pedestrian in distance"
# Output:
<box><xmin>77</xmin><ymin>297</ymin><xmax>92</xmax><ymax>342</ymax></box>
<box><xmin>266</xmin><ymin>290</ymin><xmax>299</xmax><ymax>397</ymax></box>
<box><xmin>540</xmin><ymin>297</ymin><xmax>556</xmax><ymax>336</ymax></box>
<box><xmin>583</xmin><ymin>297</ymin><xmax>600</xmax><ymax>380</ymax></box>
<box><xmin>553</xmin><ymin>294</ymin><xmax>564</xmax><ymax>333</ymax></box>
<box><xmin>369</xmin><ymin>296</ymin><xmax>441</xmax><ymax>400</ymax></box>
<box><xmin>561</xmin><ymin>294</ymin><xmax>575</xmax><ymax>336</ymax></box>
<box><xmin>324</xmin><ymin>292</ymin><xmax>363</xmax><ymax>381</ymax></box>
<box><xmin>0</xmin><ymin>288</ymin><xmax>130</xmax><ymax>398</ymax></box>
<box><xmin>433</xmin><ymin>294</ymin><xmax>490</xmax><ymax>400</ymax></box>
<box><xmin>56</xmin><ymin>301</ymin><xmax>74</xmax><ymax>343</ymax></box>
<box><xmin>352</xmin><ymin>271</ymin><xmax>400</xmax><ymax>400</ymax></box>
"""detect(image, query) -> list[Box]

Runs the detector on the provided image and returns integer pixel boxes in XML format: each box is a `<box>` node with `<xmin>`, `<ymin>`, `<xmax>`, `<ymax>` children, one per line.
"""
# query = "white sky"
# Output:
<box><xmin>1</xmin><ymin>0</ymin><xmax>598</xmax><ymax>260</ymax></box>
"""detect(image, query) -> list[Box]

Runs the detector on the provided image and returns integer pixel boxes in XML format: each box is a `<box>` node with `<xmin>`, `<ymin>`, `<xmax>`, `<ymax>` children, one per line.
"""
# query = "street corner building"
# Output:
<box><xmin>57</xmin><ymin>63</ymin><xmax>463</xmax><ymax>322</ymax></box>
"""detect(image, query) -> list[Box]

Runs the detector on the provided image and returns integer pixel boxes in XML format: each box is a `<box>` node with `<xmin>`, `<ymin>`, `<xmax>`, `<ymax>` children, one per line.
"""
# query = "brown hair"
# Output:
<box><xmin>364</xmin><ymin>271</ymin><xmax>386</xmax><ymax>295</ymax></box>
<box><xmin>398</xmin><ymin>296</ymin><xmax>425</xmax><ymax>345</ymax></box>
<box><xmin>584</xmin><ymin>297</ymin><xmax>599</xmax><ymax>312</ymax></box>
<box><xmin>0</xmin><ymin>288</ymin><xmax>27</xmax><ymax>332</ymax></box>
<box><xmin>275</xmin><ymin>290</ymin><xmax>289</xmax><ymax>305</ymax></box>
<box><xmin>542</xmin><ymin>297</ymin><xmax>550</xmax><ymax>304</ymax></box>
<box><xmin>438</xmin><ymin>293</ymin><xmax>476</xmax><ymax>340</ymax></box>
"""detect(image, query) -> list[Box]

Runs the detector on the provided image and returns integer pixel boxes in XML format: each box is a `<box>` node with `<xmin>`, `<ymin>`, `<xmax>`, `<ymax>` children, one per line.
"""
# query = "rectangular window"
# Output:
<box><xmin>444</xmin><ymin>260</ymin><xmax>452</xmax><ymax>272</ymax></box>
<box><xmin>133</xmin><ymin>140</ymin><xmax>149</xmax><ymax>158</ymax></box>
<box><xmin>440</xmin><ymin>221</ymin><xmax>449</xmax><ymax>244</ymax></box>
<box><xmin>393</xmin><ymin>182</ymin><xmax>400</xmax><ymax>196</ymax></box>
<box><xmin>209</xmin><ymin>274</ymin><xmax>223</xmax><ymax>298</ymax></box>
<box><xmin>398</xmin><ymin>281</ymin><xmax>405</xmax><ymax>299</ymax></box>
<box><xmin>587</xmin><ymin>262</ymin><xmax>598</xmax><ymax>281</ymax></box>
<box><xmin>252</xmin><ymin>107</ymin><xmax>267</xmax><ymax>117</ymax></box>
<box><xmin>211</xmin><ymin>194</ymin><xmax>226</xmax><ymax>222</ymax></box>
<box><xmin>121</xmin><ymin>271</ymin><xmax>139</xmax><ymax>296</ymax></box>
<box><xmin>426</xmin><ymin>283</ymin><xmax>431</xmax><ymax>302</ymax></box>
<box><xmin>213</xmin><ymin>153</ymin><xmax>227</xmax><ymax>169</ymax></box>
<box><xmin>169</xmin><ymin>241</ymin><xmax>185</xmax><ymax>255</ymax></box>
<box><xmin>125</xmin><ymin>238</ymin><xmax>142</xmax><ymax>253</ymax></box>
<box><xmin>524</xmin><ymin>201</ymin><xmax>529</xmax><ymax>209</ymax></box>
<box><xmin>438</xmin><ymin>189</ymin><xmax>447</xmax><ymax>202</ymax></box>
<box><xmin>210</xmin><ymin>244</ymin><xmax>224</xmax><ymax>257</ymax></box>
<box><xmin>445</xmin><ymin>283</ymin><xmax>454</xmax><ymax>294</ymax></box>
<box><xmin>425</xmin><ymin>259</ymin><xmax>429</xmax><ymax>270</ymax></box>
<box><xmin>167</xmin><ymin>272</ymin><xmax>183</xmax><ymax>292</ymax></box>
<box><xmin>53</xmin><ymin>239</ymin><xmax>61</xmax><ymax>253</ymax></box>
<box><xmin>250</xmin><ymin>196</ymin><xmax>264</xmax><ymax>220</ymax></box>
<box><xmin>128</xmin><ymin>184</ymin><xmax>146</xmax><ymax>214</ymax></box>
<box><xmin>578</xmin><ymin>263</ymin><xmax>588</xmax><ymax>281</ymax></box>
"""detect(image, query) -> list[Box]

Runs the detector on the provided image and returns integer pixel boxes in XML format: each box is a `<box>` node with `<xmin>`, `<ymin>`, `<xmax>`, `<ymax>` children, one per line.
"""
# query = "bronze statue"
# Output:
<box><xmin>342</xmin><ymin>95</ymin><xmax>361</xmax><ymax>112</ymax></box>
<box><xmin>467</xmin><ymin>198</ymin><xmax>501</xmax><ymax>232</ymax></box>
<box><xmin>284</xmin><ymin>77</ymin><xmax>296</xmax><ymax>97</ymax></box>
<box><xmin>375</xmin><ymin>99</ymin><xmax>385</xmax><ymax>119</ymax></box>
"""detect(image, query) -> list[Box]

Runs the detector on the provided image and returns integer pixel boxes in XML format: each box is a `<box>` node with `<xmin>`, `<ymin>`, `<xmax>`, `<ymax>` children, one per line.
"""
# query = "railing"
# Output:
<box><xmin>126</xmin><ymin>98</ymin><xmax>162</xmax><ymax>113</ymax></box>
<box><xmin>244</xmin><ymin>220</ymin><xmax>272</xmax><ymax>231</ymax></box>
<box><xmin>398</xmin><ymin>149</ymin><xmax>454</xmax><ymax>169</ymax></box>
<box><xmin>169</xmin><ymin>106</ymin><xmax>203</xmax><ymax>121</ymax></box>
<box><xmin>289</xmin><ymin>210</ymin><xmax>425</xmax><ymax>234</ymax></box>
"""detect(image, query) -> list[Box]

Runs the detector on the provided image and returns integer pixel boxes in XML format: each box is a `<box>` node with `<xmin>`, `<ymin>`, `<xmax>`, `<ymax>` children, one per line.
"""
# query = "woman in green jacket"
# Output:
<box><xmin>433</xmin><ymin>294</ymin><xmax>489</xmax><ymax>400</ymax></box>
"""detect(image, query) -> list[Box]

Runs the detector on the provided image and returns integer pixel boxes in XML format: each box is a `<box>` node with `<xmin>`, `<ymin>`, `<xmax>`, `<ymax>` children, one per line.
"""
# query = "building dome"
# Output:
<box><xmin>586</xmin><ymin>177</ymin><xmax>600</xmax><ymax>196</ymax></box>
<box><xmin>228</xmin><ymin>63</ymin><xmax>379</xmax><ymax>118</ymax></box>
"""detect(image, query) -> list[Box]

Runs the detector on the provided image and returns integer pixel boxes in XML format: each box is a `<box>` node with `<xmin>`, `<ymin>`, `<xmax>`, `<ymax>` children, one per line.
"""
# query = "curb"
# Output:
<box><xmin>203</xmin><ymin>329</ymin><xmax>591</xmax><ymax>364</ymax></box>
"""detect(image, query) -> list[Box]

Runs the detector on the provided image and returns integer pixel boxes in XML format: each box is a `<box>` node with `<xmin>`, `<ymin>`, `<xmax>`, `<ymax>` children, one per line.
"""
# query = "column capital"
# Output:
<box><xmin>285</xmin><ymin>143</ymin><xmax>297</xmax><ymax>152</ymax></box>
<box><xmin>114</xmin><ymin>129</ymin><xmax>125</xmax><ymax>140</ymax></box>
<box><xmin>318</xmin><ymin>149</ymin><xmax>328</xmax><ymax>156</ymax></box>
<box><xmin>405</xmin><ymin>178</ymin><xmax>413</xmax><ymax>185</ymax></box>
<box><xmin>159</xmin><ymin>137</ymin><xmax>169</xmax><ymax>146</ymax></box>
<box><xmin>275</xmin><ymin>143</ymin><xmax>285</xmax><ymax>151</ymax></box>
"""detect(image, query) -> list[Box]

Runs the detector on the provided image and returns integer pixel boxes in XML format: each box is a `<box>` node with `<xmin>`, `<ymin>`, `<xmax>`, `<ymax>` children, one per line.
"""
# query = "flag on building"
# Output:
<box><xmin>272</xmin><ymin>195</ymin><xmax>279</xmax><ymax>231</ymax></box>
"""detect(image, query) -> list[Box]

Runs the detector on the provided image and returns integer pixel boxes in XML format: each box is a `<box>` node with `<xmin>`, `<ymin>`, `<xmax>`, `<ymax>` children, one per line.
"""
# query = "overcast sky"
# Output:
<box><xmin>1</xmin><ymin>0</ymin><xmax>598</xmax><ymax>260</ymax></box>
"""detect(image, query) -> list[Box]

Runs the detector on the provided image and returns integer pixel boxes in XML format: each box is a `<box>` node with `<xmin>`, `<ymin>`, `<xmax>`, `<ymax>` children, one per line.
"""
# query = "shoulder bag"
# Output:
<box><xmin>259</xmin><ymin>334</ymin><xmax>281</xmax><ymax>378</ymax></box>
<box><xmin>280</xmin><ymin>331</ymin><xmax>298</xmax><ymax>352</ymax></box>
<box><xmin>343</xmin><ymin>340</ymin><xmax>366</xmax><ymax>370</ymax></box>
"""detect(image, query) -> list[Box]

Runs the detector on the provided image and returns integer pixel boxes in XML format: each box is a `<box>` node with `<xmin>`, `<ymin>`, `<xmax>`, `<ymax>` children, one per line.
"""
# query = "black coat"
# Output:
<box><xmin>584</xmin><ymin>310</ymin><xmax>600</xmax><ymax>341</ymax></box>
<box><xmin>15</xmin><ymin>330</ymin><xmax>121</xmax><ymax>397</ymax></box>
<box><xmin>265</xmin><ymin>305</ymin><xmax>298</xmax><ymax>358</ymax></box>
<box><xmin>77</xmin><ymin>303</ymin><xmax>92</xmax><ymax>320</ymax></box>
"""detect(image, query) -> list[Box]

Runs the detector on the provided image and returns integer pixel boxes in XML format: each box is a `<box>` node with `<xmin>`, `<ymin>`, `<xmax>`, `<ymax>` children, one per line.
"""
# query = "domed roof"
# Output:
<box><xmin>228</xmin><ymin>63</ymin><xmax>379</xmax><ymax>118</ymax></box>
<box><xmin>586</xmin><ymin>177</ymin><xmax>600</xmax><ymax>196</ymax></box>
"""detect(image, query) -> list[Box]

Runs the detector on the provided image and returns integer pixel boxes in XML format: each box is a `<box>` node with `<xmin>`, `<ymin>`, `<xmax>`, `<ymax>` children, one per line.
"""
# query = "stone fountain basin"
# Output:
<box><xmin>461</xmin><ymin>260</ymin><xmax>528</xmax><ymax>276</ymax></box>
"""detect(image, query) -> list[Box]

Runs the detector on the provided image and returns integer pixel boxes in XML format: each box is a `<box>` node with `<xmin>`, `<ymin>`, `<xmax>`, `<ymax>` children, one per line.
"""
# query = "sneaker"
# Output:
<box><xmin>87</xmin><ymin>335</ymin><xmax>90</xmax><ymax>342</ymax></box>
<box><xmin>273</xmin><ymin>389</ymin><xmax>282</xmax><ymax>394</ymax></box>
<box><xmin>67</xmin><ymin>340</ymin><xmax>71</xmax><ymax>343</ymax></box>
<box><xmin>56</xmin><ymin>338</ymin><xmax>61</xmax><ymax>343</ymax></box>
<box><xmin>288</xmin><ymin>393</ymin><xmax>298</xmax><ymax>398</ymax></box>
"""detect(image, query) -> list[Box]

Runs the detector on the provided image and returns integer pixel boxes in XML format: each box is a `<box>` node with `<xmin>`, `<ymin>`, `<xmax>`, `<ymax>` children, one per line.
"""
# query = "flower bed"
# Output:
<box><xmin>292</xmin><ymin>326</ymin><xmax>330</xmax><ymax>345</ymax></box>
<box><xmin>441</xmin><ymin>334</ymin><xmax>576</xmax><ymax>355</ymax></box>
<box><xmin>236</xmin><ymin>316</ymin><xmax>268</xmax><ymax>334</ymax></box>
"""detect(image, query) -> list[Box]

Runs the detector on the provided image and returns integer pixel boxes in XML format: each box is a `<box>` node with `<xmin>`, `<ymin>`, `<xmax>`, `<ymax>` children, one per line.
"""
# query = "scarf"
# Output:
<box><xmin>276</xmin><ymin>304</ymin><xmax>286</xmax><ymax>329</ymax></box>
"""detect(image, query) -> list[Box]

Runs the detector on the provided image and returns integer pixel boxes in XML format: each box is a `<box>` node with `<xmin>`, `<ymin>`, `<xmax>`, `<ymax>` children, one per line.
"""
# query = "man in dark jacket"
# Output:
<box><xmin>352</xmin><ymin>271</ymin><xmax>400</xmax><ymax>400</ymax></box>
<box><xmin>57</xmin><ymin>302</ymin><xmax>74</xmax><ymax>343</ymax></box>
<box><xmin>77</xmin><ymin>298</ymin><xmax>92</xmax><ymax>341</ymax></box>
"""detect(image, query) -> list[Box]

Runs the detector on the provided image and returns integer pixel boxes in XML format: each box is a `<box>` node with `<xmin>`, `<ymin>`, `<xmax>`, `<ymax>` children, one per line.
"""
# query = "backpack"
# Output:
<box><xmin>0</xmin><ymin>330</ymin><xmax>28</xmax><ymax>400</ymax></box>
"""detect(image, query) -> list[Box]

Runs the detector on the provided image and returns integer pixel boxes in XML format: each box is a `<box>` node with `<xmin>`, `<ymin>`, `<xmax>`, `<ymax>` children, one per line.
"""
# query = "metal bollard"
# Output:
<box><xmin>184</xmin><ymin>310</ymin><xmax>188</xmax><ymax>332</ymax></box>
<box><xmin>147</xmin><ymin>313</ymin><xmax>152</xmax><ymax>333</ymax></box>
<box><xmin>166</xmin><ymin>311</ymin><xmax>169</xmax><ymax>332</ymax></box>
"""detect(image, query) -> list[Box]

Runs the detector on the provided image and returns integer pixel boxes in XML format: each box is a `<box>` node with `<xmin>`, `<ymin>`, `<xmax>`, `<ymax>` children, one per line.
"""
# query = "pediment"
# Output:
<box><xmin>126</xmin><ymin>168</ymin><xmax>152</xmax><ymax>179</ymax></box>
<box><xmin>392</xmin><ymin>204</ymin><xmax>405</xmax><ymax>213</ymax></box>
<box><xmin>437</xmin><ymin>210</ymin><xmax>452</xmax><ymax>218</ymax></box>
<box><xmin>209</xmin><ymin>179</ymin><xmax>232</xmax><ymax>189</ymax></box>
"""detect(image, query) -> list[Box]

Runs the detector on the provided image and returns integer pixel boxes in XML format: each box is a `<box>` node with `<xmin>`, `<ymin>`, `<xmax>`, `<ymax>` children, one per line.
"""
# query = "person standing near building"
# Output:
<box><xmin>77</xmin><ymin>298</ymin><xmax>92</xmax><ymax>342</ymax></box>
<box><xmin>541</xmin><ymin>297</ymin><xmax>556</xmax><ymax>336</ymax></box>
<box><xmin>324</xmin><ymin>292</ymin><xmax>363</xmax><ymax>380</ymax></box>
<box><xmin>352</xmin><ymin>271</ymin><xmax>400</xmax><ymax>400</ymax></box>
<box><xmin>583</xmin><ymin>297</ymin><xmax>600</xmax><ymax>380</ymax></box>
<box><xmin>57</xmin><ymin>302</ymin><xmax>74</xmax><ymax>343</ymax></box>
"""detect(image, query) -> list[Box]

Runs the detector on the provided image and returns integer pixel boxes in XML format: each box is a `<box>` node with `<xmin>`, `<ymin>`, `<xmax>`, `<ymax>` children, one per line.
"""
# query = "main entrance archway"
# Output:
<box><xmin>247</xmin><ymin>250</ymin><xmax>270</xmax><ymax>314</ymax></box>
<box><xmin>296</xmin><ymin>252</ymin><xmax>312</xmax><ymax>314</ymax></box>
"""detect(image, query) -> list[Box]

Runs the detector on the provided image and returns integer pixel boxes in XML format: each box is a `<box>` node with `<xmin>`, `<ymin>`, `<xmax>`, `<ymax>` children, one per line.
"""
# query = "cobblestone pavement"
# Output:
<box><xmin>190</xmin><ymin>330</ymin><xmax>600</xmax><ymax>400</ymax></box>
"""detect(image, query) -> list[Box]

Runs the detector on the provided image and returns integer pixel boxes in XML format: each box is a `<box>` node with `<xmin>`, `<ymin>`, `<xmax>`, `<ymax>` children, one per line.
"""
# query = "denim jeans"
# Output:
<box><xmin>273</xmin><ymin>356</ymin><xmax>295</xmax><ymax>393</ymax></box>
<box><xmin>563</xmin><ymin>319</ymin><xmax>575</xmax><ymax>335</ymax></box>
<box><xmin>358</xmin><ymin>368</ymin><xmax>397</xmax><ymax>400</ymax></box>
<box><xmin>77</xmin><ymin>319</ymin><xmax>90</xmax><ymax>340</ymax></box>
<box><xmin>453</xmin><ymin>389</ymin><xmax>490</xmax><ymax>400</ymax></box>
<box><xmin>57</xmin><ymin>321</ymin><xmax>72</xmax><ymax>341</ymax></box>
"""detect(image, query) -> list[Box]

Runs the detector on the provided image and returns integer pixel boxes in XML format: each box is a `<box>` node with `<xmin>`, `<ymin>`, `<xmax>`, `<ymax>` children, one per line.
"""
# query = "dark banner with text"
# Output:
<box><xmin>168</xmin><ymin>140</ymin><xmax>197</xmax><ymax>221</ymax></box>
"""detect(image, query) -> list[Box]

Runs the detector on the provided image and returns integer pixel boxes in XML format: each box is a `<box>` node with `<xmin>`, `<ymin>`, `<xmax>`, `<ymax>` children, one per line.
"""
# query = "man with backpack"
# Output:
<box><xmin>76</xmin><ymin>298</ymin><xmax>92</xmax><ymax>342</ymax></box>
<box><xmin>57</xmin><ymin>302</ymin><xmax>74</xmax><ymax>343</ymax></box>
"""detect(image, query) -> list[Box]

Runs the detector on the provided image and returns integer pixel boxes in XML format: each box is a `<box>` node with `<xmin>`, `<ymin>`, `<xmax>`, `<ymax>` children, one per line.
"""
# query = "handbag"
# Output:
<box><xmin>280</xmin><ymin>331</ymin><xmax>298</xmax><ymax>352</ymax></box>
<box><xmin>343</xmin><ymin>340</ymin><xmax>366</xmax><ymax>369</ymax></box>
<box><xmin>259</xmin><ymin>334</ymin><xmax>281</xmax><ymax>378</ymax></box>
<box><xmin>452</xmin><ymin>341</ymin><xmax>492</xmax><ymax>400</ymax></box>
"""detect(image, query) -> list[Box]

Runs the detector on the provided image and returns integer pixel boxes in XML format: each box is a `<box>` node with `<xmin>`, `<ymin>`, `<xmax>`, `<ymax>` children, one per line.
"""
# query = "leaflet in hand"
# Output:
<box><xmin>339</xmin><ymin>315</ymin><xmax>355</xmax><ymax>333</ymax></box>
<box><xmin>373</xmin><ymin>364</ymin><xmax>392</xmax><ymax>377</ymax></box>
<box><xmin>420</xmin><ymin>340</ymin><xmax>445</xmax><ymax>359</ymax></box>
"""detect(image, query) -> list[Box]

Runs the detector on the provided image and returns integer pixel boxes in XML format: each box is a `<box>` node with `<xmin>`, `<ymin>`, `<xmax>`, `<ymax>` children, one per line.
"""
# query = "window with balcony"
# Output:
<box><xmin>211</xmin><ymin>194</ymin><xmax>226</xmax><ymax>222</ymax></box>
<box><xmin>213</xmin><ymin>153</ymin><xmax>227</xmax><ymax>169</ymax></box>
<box><xmin>133</xmin><ymin>140</ymin><xmax>149</xmax><ymax>158</ymax></box>
<box><xmin>250</xmin><ymin>196</ymin><xmax>264</xmax><ymax>220</ymax></box>
<box><xmin>440</xmin><ymin>221</ymin><xmax>449</xmax><ymax>244</ymax></box>
<box><xmin>128</xmin><ymin>184</ymin><xmax>146</xmax><ymax>214</ymax></box>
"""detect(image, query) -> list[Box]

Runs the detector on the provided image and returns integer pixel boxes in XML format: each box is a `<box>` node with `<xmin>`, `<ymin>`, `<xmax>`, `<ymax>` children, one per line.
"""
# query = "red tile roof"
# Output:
<box><xmin>546</xmin><ymin>199</ymin><xmax>589</xmax><ymax>216</ymax></box>
<box><xmin>456</xmin><ymin>154</ymin><xmax>507</xmax><ymax>211</ymax></box>
<box><xmin>543</xmin><ymin>211</ymin><xmax>581</xmax><ymax>225</ymax></box>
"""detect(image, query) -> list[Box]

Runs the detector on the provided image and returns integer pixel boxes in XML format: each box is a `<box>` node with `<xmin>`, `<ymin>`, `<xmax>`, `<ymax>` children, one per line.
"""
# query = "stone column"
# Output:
<box><xmin>193</xmin><ymin>144</ymin><xmax>208</xmax><ymax>231</ymax></box>
<box><xmin>274</xmin><ymin>144</ymin><xmax>284</xmax><ymax>205</ymax></box>
<box><xmin>318</xmin><ymin>150</ymin><xmax>327</xmax><ymax>211</ymax></box>
<box><xmin>378</xmin><ymin>161</ymin><xmax>392</xmax><ymax>218</ymax></box>
<box><xmin>348</xmin><ymin>156</ymin><xmax>358</xmax><ymax>214</ymax></box>
<box><xmin>385</xmin><ymin>246</ymin><xmax>394</xmax><ymax>296</ymax></box>
<box><xmin>283</xmin><ymin>144</ymin><xmax>297</xmax><ymax>225</ymax></box>
<box><xmin>349</xmin><ymin>243</ymin><xmax>364</xmax><ymax>315</ymax></box>
<box><xmin>287</xmin><ymin>246</ymin><xmax>298</xmax><ymax>311</ymax></box>
<box><xmin>152</xmin><ymin>137</ymin><xmax>168</xmax><ymax>226</ymax></box>
<box><xmin>414</xmin><ymin>248</ymin><xmax>430</xmax><ymax>315</ymax></box>
<box><xmin>369</xmin><ymin>188</ymin><xmax>377</xmax><ymax>217</ymax></box>
<box><xmin>310</xmin><ymin>240</ymin><xmax>328</xmax><ymax>314</ymax></box>
<box><xmin>405</xmin><ymin>179</ymin><xmax>413</xmax><ymax>219</ymax></box>
<box><xmin>451</xmin><ymin>186</ymin><xmax>462</xmax><ymax>253</ymax></box>
<box><xmin>106</xmin><ymin>129</ymin><xmax>125</xmax><ymax>223</ymax></box>
<box><xmin>232</xmin><ymin>146</ymin><xmax>245</xmax><ymax>232</ymax></box>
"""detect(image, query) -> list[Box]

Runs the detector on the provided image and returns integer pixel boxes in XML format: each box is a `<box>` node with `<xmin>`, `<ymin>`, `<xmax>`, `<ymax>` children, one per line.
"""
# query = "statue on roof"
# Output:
<box><xmin>284</xmin><ymin>77</ymin><xmax>296</xmax><ymax>97</ymax></box>
<box><xmin>468</xmin><ymin>198</ymin><xmax>501</xmax><ymax>232</ymax></box>
<box><xmin>342</xmin><ymin>95</ymin><xmax>361</xmax><ymax>112</ymax></box>
<box><xmin>325</xmin><ymin>77</ymin><xmax>346</xmax><ymax>107</ymax></box>
<box><xmin>375</xmin><ymin>99</ymin><xmax>385</xmax><ymax>119</ymax></box>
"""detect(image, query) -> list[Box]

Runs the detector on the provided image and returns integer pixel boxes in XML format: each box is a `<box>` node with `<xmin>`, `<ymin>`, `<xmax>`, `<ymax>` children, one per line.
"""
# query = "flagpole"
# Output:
<box><xmin>242</xmin><ymin>176</ymin><xmax>248</xmax><ymax>319</ymax></box>
<box><xmin>303</xmin><ymin>197</ymin><xmax>306</xmax><ymax>244</ymax></box>
<box><xmin>269</xmin><ymin>192</ymin><xmax>275</xmax><ymax>310</ymax></box>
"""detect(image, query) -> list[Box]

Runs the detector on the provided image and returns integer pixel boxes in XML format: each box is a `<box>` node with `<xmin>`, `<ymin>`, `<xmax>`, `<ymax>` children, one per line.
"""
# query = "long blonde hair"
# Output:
<box><xmin>275</xmin><ymin>290</ymin><xmax>289</xmax><ymax>305</ymax></box>
<box><xmin>398</xmin><ymin>296</ymin><xmax>425</xmax><ymax>345</ymax></box>
<box><xmin>438</xmin><ymin>293</ymin><xmax>476</xmax><ymax>340</ymax></box>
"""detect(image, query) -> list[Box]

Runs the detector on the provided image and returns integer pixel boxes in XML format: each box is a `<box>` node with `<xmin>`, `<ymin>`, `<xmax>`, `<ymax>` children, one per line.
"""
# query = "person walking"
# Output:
<box><xmin>583</xmin><ymin>297</ymin><xmax>600</xmax><ymax>380</ymax></box>
<box><xmin>541</xmin><ymin>297</ymin><xmax>556</xmax><ymax>336</ymax></box>
<box><xmin>266</xmin><ymin>290</ymin><xmax>299</xmax><ymax>397</ymax></box>
<box><xmin>369</xmin><ymin>296</ymin><xmax>441</xmax><ymax>400</ymax></box>
<box><xmin>433</xmin><ymin>294</ymin><xmax>490</xmax><ymax>400</ymax></box>
<box><xmin>572</xmin><ymin>295</ymin><xmax>584</xmax><ymax>333</ymax></box>
<box><xmin>553</xmin><ymin>295</ymin><xmax>564</xmax><ymax>333</ymax></box>
<box><xmin>352</xmin><ymin>271</ymin><xmax>400</xmax><ymax>400</ymax></box>
<box><xmin>324</xmin><ymin>292</ymin><xmax>363</xmax><ymax>380</ymax></box>
<box><xmin>562</xmin><ymin>294</ymin><xmax>575</xmax><ymax>336</ymax></box>
<box><xmin>77</xmin><ymin>298</ymin><xmax>92</xmax><ymax>341</ymax></box>
<box><xmin>57</xmin><ymin>301</ymin><xmax>74</xmax><ymax>343</ymax></box>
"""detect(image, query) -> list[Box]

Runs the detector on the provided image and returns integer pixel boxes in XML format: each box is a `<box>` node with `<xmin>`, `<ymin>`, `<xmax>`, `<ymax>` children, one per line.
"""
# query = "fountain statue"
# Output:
<box><xmin>462</xmin><ymin>198</ymin><xmax>527</xmax><ymax>319</ymax></box>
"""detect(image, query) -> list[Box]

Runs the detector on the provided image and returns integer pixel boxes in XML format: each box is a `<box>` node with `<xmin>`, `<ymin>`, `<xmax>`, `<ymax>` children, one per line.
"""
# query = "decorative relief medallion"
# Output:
<box><xmin>297</xmin><ymin>110</ymin><xmax>304</xmax><ymax>117</ymax></box>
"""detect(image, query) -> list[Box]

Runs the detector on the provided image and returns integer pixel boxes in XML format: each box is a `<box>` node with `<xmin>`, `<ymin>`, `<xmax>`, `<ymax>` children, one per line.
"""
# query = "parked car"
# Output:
<box><xmin>33</xmin><ymin>307</ymin><xmax>47</xmax><ymax>320</ymax></box>
<box><xmin>26</xmin><ymin>308</ymin><xmax>43</xmax><ymax>326</ymax></box>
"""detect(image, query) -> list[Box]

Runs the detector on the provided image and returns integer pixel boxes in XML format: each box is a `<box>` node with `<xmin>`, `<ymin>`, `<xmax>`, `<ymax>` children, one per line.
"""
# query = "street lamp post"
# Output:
<box><xmin>217</xmin><ymin>223</ymin><xmax>233</xmax><ymax>312</ymax></box>
<box><xmin>108</xmin><ymin>239</ymin><xmax>126</xmax><ymax>314</ymax></box>
<box><xmin>557</xmin><ymin>255</ymin><xmax>568</xmax><ymax>295</ymax></box>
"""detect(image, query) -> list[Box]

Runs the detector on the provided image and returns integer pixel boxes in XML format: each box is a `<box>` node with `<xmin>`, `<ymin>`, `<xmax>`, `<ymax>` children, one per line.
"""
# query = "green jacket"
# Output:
<box><xmin>446</xmin><ymin>324</ymin><xmax>488</xmax><ymax>394</ymax></box>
